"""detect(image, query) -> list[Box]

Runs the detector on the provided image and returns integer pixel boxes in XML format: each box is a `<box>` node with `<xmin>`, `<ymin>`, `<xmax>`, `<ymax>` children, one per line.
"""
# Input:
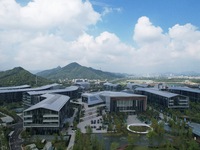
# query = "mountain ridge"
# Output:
<box><xmin>0</xmin><ymin>67</ymin><xmax>51</xmax><ymax>87</ymax></box>
<box><xmin>36</xmin><ymin>62</ymin><xmax>125</xmax><ymax>80</ymax></box>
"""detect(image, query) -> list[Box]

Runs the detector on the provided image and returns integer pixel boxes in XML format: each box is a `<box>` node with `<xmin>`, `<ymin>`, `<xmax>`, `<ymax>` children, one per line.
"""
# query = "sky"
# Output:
<box><xmin>0</xmin><ymin>0</ymin><xmax>200</xmax><ymax>74</ymax></box>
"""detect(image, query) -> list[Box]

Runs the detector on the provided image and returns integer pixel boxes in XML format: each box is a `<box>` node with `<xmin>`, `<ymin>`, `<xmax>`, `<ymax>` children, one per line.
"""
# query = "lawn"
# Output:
<box><xmin>129</xmin><ymin>126</ymin><xmax>150</xmax><ymax>132</ymax></box>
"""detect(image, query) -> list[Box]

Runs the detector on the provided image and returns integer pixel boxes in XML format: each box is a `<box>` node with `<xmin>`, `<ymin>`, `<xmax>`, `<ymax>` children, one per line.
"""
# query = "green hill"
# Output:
<box><xmin>37</xmin><ymin>62</ymin><xmax>125</xmax><ymax>80</ymax></box>
<box><xmin>0</xmin><ymin>67</ymin><xmax>52</xmax><ymax>87</ymax></box>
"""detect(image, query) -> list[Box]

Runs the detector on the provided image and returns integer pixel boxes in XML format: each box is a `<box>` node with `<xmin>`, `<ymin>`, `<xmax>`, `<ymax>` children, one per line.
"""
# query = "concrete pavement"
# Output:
<box><xmin>9</xmin><ymin>116</ymin><xmax>23</xmax><ymax>150</ymax></box>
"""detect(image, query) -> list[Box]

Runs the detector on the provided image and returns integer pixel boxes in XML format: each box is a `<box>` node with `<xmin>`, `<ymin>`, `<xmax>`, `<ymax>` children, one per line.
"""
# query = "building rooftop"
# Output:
<box><xmin>0</xmin><ymin>85</ymin><xmax>31</xmax><ymax>90</ymax></box>
<box><xmin>135</xmin><ymin>87</ymin><xmax>179</xmax><ymax>98</ymax></box>
<box><xmin>127</xmin><ymin>82</ymin><xmax>149</xmax><ymax>88</ymax></box>
<box><xmin>169</xmin><ymin>86</ymin><xmax>200</xmax><ymax>94</ymax></box>
<box><xmin>0</xmin><ymin>83</ymin><xmax>60</xmax><ymax>94</ymax></box>
<box><xmin>24</xmin><ymin>94</ymin><xmax>70</xmax><ymax>112</ymax></box>
<box><xmin>103</xmin><ymin>82</ymin><xmax>119</xmax><ymax>87</ymax></box>
<box><xmin>100</xmin><ymin>91</ymin><xmax>145</xmax><ymax>97</ymax></box>
<box><xmin>27</xmin><ymin>86</ymin><xmax>79</xmax><ymax>95</ymax></box>
<box><xmin>82</xmin><ymin>91</ymin><xmax>145</xmax><ymax>98</ymax></box>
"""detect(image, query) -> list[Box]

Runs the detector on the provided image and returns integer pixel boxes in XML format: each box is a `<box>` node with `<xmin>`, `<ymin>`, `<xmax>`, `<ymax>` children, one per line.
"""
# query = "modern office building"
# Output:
<box><xmin>103</xmin><ymin>82</ymin><xmax>122</xmax><ymax>91</ymax></box>
<box><xmin>126</xmin><ymin>82</ymin><xmax>149</xmax><ymax>90</ymax></box>
<box><xmin>0</xmin><ymin>83</ymin><xmax>60</xmax><ymax>104</ymax></box>
<box><xmin>168</xmin><ymin>87</ymin><xmax>200</xmax><ymax>102</ymax></box>
<box><xmin>82</xmin><ymin>92</ymin><xmax>105</xmax><ymax>107</ymax></box>
<box><xmin>23</xmin><ymin>86</ymin><xmax>79</xmax><ymax>108</ymax></box>
<box><xmin>82</xmin><ymin>91</ymin><xmax>147</xmax><ymax>113</ymax></box>
<box><xmin>135</xmin><ymin>88</ymin><xmax>189</xmax><ymax>109</ymax></box>
<box><xmin>23</xmin><ymin>94</ymin><xmax>70</xmax><ymax>134</ymax></box>
<box><xmin>74</xmin><ymin>82</ymin><xmax>90</xmax><ymax>90</ymax></box>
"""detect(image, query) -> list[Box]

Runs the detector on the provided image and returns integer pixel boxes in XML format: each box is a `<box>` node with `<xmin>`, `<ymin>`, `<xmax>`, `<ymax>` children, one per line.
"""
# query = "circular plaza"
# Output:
<box><xmin>127</xmin><ymin>123</ymin><xmax>153</xmax><ymax>134</ymax></box>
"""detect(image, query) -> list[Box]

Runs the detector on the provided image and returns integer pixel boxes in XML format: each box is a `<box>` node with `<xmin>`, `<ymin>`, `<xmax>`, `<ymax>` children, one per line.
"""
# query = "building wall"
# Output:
<box><xmin>23</xmin><ymin>101</ymin><xmax>69</xmax><ymax>134</ymax></box>
<box><xmin>109</xmin><ymin>97</ymin><xmax>146</xmax><ymax>113</ymax></box>
<box><xmin>168</xmin><ymin>89</ymin><xmax>200</xmax><ymax>103</ymax></box>
<box><xmin>135</xmin><ymin>90</ymin><xmax>189</xmax><ymax>109</ymax></box>
<box><xmin>0</xmin><ymin>92</ymin><xmax>24</xmax><ymax>104</ymax></box>
<box><xmin>24</xmin><ymin>108</ymin><xmax>59</xmax><ymax>128</ymax></box>
<box><xmin>23</xmin><ymin>88</ymin><xmax>79</xmax><ymax>109</ymax></box>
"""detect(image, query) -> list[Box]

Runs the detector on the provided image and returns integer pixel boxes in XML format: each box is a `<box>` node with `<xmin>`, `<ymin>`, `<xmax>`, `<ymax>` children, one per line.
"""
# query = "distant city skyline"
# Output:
<box><xmin>0</xmin><ymin>0</ymin><xmax>200</xmax><ymax>74</ymax></box>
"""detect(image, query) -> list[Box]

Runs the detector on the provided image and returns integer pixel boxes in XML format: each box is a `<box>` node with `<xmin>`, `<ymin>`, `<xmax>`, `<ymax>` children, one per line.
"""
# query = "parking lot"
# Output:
<box><xmin>77</xmin><ymin>100</ymin><xmax>107</xmax><ymax>133</ymax></box>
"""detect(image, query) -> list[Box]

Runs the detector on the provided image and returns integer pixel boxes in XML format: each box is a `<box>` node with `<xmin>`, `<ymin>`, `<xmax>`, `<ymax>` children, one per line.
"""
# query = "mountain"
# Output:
<box><xmin>0</xmin><ymin>67</ymin><xmax>52</xmax><ymax>87</ymax></box>
<box><xmin>37</xmin><ymin>62</ymin><xmax>125</xmax><ymax>80</ymax></box>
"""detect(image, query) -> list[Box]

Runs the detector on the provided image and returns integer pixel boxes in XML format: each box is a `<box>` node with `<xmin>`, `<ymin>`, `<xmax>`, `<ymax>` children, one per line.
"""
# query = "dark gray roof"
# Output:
<box><xmin>0</xmin><ymin>83</ymin><xmax>60</xmax><ymax>94</ymax></box>
<box><xmin>27</xmin><ymin>86</ymin><xmax>79</xmax><ymax>95</ymax></box>
<box><xmin>169</xmin><ymin>87</ymin><xmax>200</xmax><ymax>94</ymax></box>
<box><xmin>127</xmin><ymin>82</ymin><xmax>149</xmax><ymax>88</ymax></box>
<box><xmin>24</xmin><ymin>94</ymin><xmax>70</xmax><ymax>112</ymax></box>
<box><xmin>0</xmin><ymin>85</ymin><xmax>31</xmax><ymax>90</ymax></box>
<box><xmin>135</xmin><ymin>87</ymin><xmax>179</xmax><ymax>98</ymax></box>
<box><xmin>100</xmin><ymin>91</ymin><xmax>145</xmax><ymax>97</ymax></box>
<box><xmin>82</xmin><ymin>91</ymin><xmax>145</xmax><ymax>98</ymax></box>
<box><xmin>103</xmin><ymin>82</ymin><xmax>119</xmax><ymax>87</ymax></box>
<box><xmin>189</xmin><ymin>122</ymin><xmax>200</xmax><ymax>137</ymax></box>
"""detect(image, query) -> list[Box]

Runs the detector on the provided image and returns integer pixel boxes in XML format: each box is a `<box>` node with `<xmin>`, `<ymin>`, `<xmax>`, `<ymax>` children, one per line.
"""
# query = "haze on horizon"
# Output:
<box><xmin>0</xmin><ymin>0</ymin><xmax>200</xmax><ymax>74</ymax></box>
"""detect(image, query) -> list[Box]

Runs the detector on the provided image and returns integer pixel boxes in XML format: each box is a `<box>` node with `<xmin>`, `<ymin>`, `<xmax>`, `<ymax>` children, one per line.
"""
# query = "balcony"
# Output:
<box><xmin>24</xmin><ymin>120</ymin><xmax>32</xmax><ymax>123</ymax></box>
<box><xmin>43</xmin><ymin>120</ymin><xmax>59</xmax><ymax>123</ymax></box>
<box><xmin>24</xmin><ymin>124</ymin><xmax>59</xmax><ymax>127</ymax></box>
<box><xmin>43</xmin><ymin>114</ymin><xmax>58</xmax><ymax>117</ymax></box>
<box><xmin>24</xmin><ymin>115</ymin><xmax>32</xmax><ymax>118</ymax></box>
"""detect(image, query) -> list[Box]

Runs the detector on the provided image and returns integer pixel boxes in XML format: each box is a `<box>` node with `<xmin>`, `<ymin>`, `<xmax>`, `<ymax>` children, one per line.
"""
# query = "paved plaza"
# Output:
<box><xmin>127</xmin><ymin>115</ymin><xmax>142</xmax><ymax>124</ymax></box>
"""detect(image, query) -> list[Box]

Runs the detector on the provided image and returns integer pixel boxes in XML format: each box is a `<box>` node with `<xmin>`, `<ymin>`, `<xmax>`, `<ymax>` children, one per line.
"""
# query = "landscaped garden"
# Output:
<box><xmin>128</xmin><ymin>124</ymin><xmax>152</xmax><ymax>133</ymax></box>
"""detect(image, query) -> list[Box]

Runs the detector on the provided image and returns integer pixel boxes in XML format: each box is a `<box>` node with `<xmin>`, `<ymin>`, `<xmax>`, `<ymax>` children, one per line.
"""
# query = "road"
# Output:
<box><xmin>9</xmin><ymin>116</ymin><xmax>23</xmax><ymax>150</ymax></box>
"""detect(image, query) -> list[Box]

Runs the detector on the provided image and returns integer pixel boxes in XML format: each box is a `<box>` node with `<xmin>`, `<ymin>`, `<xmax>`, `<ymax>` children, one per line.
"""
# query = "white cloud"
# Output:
<box><xmin>0</xmin><ymin>0</ymin><xmax>200</xmax><ymax>74</ymax></box>
<box><xmin>133</xmin><ymin>16</ymin><xmax>167</xmax><ymax>45</ymax></box>
<box><xmin>132</xmin><ymin>16</ymin><xmax>200</xmax><ymax>73</ymax></box>
<box><xmin>0</xmin><ymin>0</ymin><xmax>100</xmax><ymax>39</ymax></box>
<box><xmin>102</xmin><ymin>7</ymin><xmax>122</xmax><ymax>16</ymax></box>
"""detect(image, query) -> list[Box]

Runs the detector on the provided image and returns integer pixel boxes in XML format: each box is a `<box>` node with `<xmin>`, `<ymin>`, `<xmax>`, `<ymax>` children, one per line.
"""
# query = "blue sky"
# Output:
<box><xmin>90</xmin><ymin>0</ymin><xmax>200</xmax><ymax>43</ymax></box>
<box><xmin>1</xmin><ymin>0</ymin><xmax>200</xmax><ymax>74</ymax></box>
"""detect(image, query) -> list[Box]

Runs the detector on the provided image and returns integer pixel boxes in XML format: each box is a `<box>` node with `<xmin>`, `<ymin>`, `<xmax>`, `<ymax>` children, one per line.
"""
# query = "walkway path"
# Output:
<box><xmin>127</xmin><ymin>115</ymin><xmax>142</xmax><ymax>124</ymax></box>
<box><xmin>67</xmin><ymin>108</ymin><xmax>78</xmax><ymax>150</ymax></box>
<box><xmin>9</xmin><ymin>115</ymin><xmax>23</xmax><ymax>150</ymax></box>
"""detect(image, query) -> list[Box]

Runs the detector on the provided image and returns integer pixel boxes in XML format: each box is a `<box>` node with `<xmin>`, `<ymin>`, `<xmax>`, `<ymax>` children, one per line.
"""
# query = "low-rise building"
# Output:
<box><xmin>135</xmin><ymin>88</ymin><xmax>189</xmax><ymax>109</ymax></box>
<box><xmin>103</xmin><ymin>82</ymin><xmax>122</xmax><ymax>91</ymax></box>
<box><xmin>82</xmin><ymin>91</ymin><xmax>147</xmax><ymax>113</ymax></box>
<box><xmin>126</xmin><ymin>82</ymin><xmax>149</xmax><ymax>90</ymax></box>
<box><xmin>23</xmin><ymin>86</ymin><xmax>79</xmax><ymax>109</ymax></box>
<box><xmin>74</xmin><ymin>82</ymin><xmax>90</xmax><ymax>90</ymax></box>
<box><xmin>23</xmin><ymin>94</ymin><xmax>70</xmax><ymax>134</ymax></box>
<box><xmin>0</xmin><ymin>83</ymin><xmax>60</xmax><ymax>104</ymax></box>
<box><xmin>168</xmin><ymin>86</ymin><xmax>200</xmax><ymax>102</ymax></box>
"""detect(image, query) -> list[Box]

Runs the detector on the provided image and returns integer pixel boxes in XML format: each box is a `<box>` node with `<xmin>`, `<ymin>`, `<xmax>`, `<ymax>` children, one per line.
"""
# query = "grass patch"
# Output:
<box><xmin>53</xmin><ymin>141</ymin><xmax>67</xmax><ymax>150</ymax></box>
<box><xmin>129</xmin><ymin>126</ymin><xmax>150</xmax><ymax>132</ymax></box>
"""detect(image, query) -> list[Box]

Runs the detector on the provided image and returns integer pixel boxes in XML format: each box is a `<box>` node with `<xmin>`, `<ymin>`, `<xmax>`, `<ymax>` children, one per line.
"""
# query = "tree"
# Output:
<box><xmin>166</xmin><ymin>140</ymin><xmax>174</xmax><ymax>150</ymax></box>
<box><xmin>127</xmin><ymin>134</ymin><xmax>137</xmax><ymax>147</ymax></box>
<box><xmin>60</xmin><ymin>132</ymin><xmax>64</xmax><ymax>142</ymax></box>
<box><xmin>86</xmin><ymin>125</ymin><xmax>92</xmax><ymax>134</ymax></box>
<box><xmin>53</xmin><ymin>133</ymin><xmax>58</xmax><ymax>144</ymax></box>
<box><xmin>187</xmin><ymin>139</ymin><xmax>200</xmax><ymax>150</ymax></box>
<box><xmin>147</xmin><ymin>130</ymin><xmax>157</xmax><ymax>146</ymax></box>
<box><xmin>110</xmin><ymin>142</ymin><xmax>119</xmax><ymax>150</ymax></box>
<box><xmin>21</xmin><ymin>130</ymin><xmax>29</xmax><ymax>139</ymax></box>
<box><xmin>35</xmin><ymin>135</ymin><xmax>43</xmax><ymax>149</ymax></box>
<box><xmin>65</xmin><ymin>122</ymin><xmax>69</xmax><ymax>129</ymax></box>
<box><xmin>164</xmin><ymin>114</ymin><xmax>167</xmax><ymax>123</ymax></box>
